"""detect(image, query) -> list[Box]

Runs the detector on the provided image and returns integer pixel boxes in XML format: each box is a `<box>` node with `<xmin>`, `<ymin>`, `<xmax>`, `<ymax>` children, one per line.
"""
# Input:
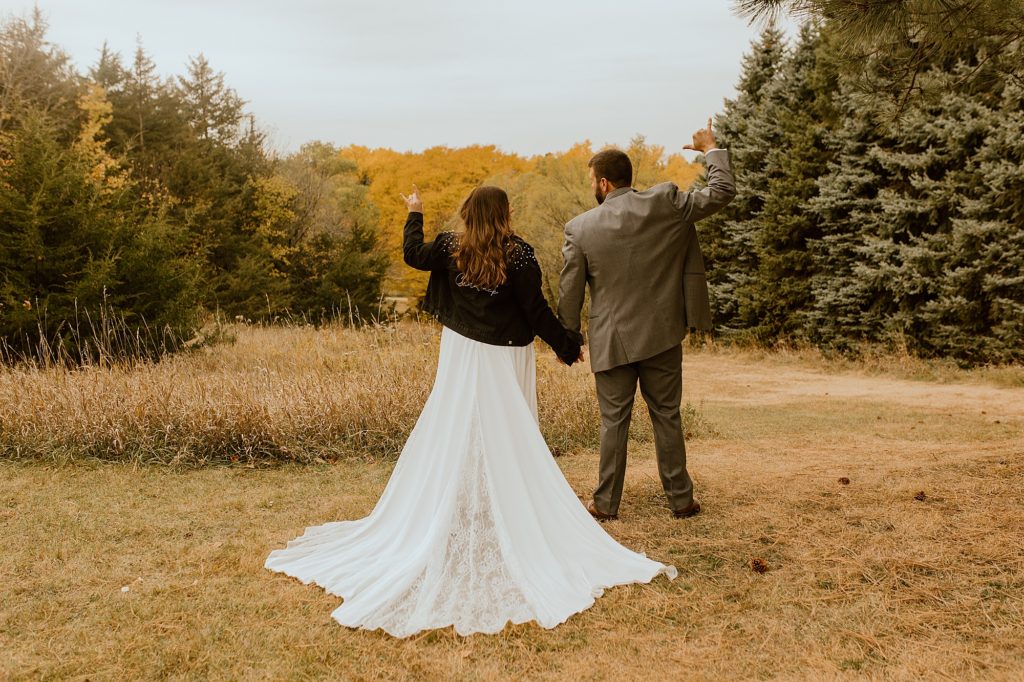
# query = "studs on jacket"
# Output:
<box><xmin>507</xmin><ymin>240</ymin><xmax>537</xmax><ymax>272</ymax></box>
<box><xmin>440</xmin><ymin>231</ymin><xmax>458</xmax><ymax>254</ymax></box>
<box><xmin>443</xmin><ymin>233</ymin><xmax>536</xmax><ymax>269</ymax></box>
<box><xmin>443</xmin><ymin>234</ymin><xmax>536</xmax><ymax>294</ymax></box>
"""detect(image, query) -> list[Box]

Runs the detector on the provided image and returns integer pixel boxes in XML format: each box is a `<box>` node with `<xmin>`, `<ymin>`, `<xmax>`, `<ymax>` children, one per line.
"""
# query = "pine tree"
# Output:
<box><xmin>745</xmin><ymin>23</ymin><xmax>840</xmax><ymax>339</ymax></box>
<box><xmin>961</xmin><ymin>82</ymin><xmax>1024</xmax><ymax>362</ymax></box>
<box><xmin>697</xmin><ymin>24</ymin><xmax>787</xmax><ymax>330</ymax></box>
<box><xmin>907</xmin><ymin>75</ymin><xmax>1024</xmax><ymax>362</ymax></box>
<box><xmin>856</xmin><ymin>70</ymin><xmax>988</xmax><ymax>355</ymax></box>
<box><xmin>804</xmin><ymin>49</ymin><xmax>1022</xmax><ymax>363</ymax></box>
<box><xmin>177</xmin><ymin>54</ymin><xmax>245</xmax><ymax>145</ymax></box>
<box><xmin>0</xmin><ymin>9</ymin><xmax>83</xmax><ymax>139</ymax></box>
<box><xmin>0</xmin><ymin>111</ymin><xmax>200</xmax><ymax>361</ymax></box>
<box><xmin>802</xmin><ymin>103</ymin><xmax>892</xmax><ymax>348</ymax></box>
<box><xmin>90</xmin><ymin>42</ymin><xmax>190</xmax><ymax>190</ymax></box>
<box><xmin>736</xmin><ymin>0</ymin><xmax>1024</xmax><ymax>113</ymax></box>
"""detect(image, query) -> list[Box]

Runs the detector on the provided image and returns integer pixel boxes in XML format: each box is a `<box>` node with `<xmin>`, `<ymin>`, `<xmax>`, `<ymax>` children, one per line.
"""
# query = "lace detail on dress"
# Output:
<box><xmin>354</xmin><ymin>408</ymin><xmax>533</xmax><ymax>637</ymax></box>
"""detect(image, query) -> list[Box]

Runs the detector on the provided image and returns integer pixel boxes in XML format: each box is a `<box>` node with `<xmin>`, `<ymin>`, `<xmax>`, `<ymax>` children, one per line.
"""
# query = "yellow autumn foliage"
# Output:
<box><xmin>247</xmin><ymin>174</ymin><xmax>301</xmax><ymax>269</ymax></box>
<box><xmin>74</xmin><ymin>84</ymin><xmax>128</xmax><ymax>193</ymax></box>
<box><xmin>339</xmin><ymin>145</ymin><xmax>529</xmax><ymax>295</ymax></box>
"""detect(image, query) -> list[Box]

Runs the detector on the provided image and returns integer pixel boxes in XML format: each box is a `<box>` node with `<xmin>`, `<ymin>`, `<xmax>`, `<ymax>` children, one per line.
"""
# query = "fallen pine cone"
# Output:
<box><xmin>750</xmin><ymin>557</ymin><xmax>769</xmax><ymax>574</ymax></box>
<box><xmin>838</xmin><ymin>477</ymin><xmax>851</xmax><ymax>485</ymax></box>
<box><xmin>914</xmin><ymin>491</ymin><xmax>927</xmax><ymax>501</ymax></box>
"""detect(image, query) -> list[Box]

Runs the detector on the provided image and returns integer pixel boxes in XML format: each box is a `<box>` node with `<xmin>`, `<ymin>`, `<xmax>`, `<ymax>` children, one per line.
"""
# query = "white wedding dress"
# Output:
<box><xmin>264</xmin><ymin>326</ymin><xmax>677</xmax><ymax>637</ymax></box>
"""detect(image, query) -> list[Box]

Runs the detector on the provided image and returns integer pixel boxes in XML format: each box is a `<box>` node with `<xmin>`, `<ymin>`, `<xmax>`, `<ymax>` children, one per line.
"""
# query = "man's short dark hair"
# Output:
<box><xmin>588</xmin><ymin>149</ymin><xmax>632</xmax><ymax>188</ymax></box>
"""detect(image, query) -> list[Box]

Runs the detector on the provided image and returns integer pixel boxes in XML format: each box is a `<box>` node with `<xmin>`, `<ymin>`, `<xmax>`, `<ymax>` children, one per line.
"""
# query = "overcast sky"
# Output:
<box><xmin>4</xmin><ymin>1</ymin><xmax>799</xmax><ymax>157</ymax></box>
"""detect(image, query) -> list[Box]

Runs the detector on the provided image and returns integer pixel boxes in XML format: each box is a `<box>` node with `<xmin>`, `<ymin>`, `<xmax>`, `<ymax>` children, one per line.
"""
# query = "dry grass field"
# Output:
<box><xmin>2</xmin><ymin>322</ymin><xmax>1023</xmax><ymax>680</ymax></box>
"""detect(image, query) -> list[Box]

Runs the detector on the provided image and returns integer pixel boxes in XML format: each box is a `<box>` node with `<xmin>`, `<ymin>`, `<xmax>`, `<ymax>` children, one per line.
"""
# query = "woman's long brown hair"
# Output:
<box><xmin>453</xmin><ymin>186</ymin><xmax>515</xmax><ymax>291</ymax></box>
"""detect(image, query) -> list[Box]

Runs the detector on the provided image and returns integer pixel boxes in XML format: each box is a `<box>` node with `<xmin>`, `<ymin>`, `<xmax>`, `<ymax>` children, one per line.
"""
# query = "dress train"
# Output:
<box><xmin>264</xmin><ymin>326</ymin><xmax>677</xmax><ymax>637</ymax></box>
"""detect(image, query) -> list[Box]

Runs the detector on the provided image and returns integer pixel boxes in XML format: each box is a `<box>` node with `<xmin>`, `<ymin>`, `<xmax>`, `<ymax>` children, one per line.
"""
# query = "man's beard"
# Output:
<box><xmin>594</xmin><ymin>189</ymin><xmax>605</xmax><ymax>205</ymax></box>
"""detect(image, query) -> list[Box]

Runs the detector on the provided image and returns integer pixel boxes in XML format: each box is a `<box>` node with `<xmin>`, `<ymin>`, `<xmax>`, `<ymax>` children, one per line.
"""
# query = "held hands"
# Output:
<box><xmin>683</xmin><ymin>118</ymin><xmax>717</xmax><ymax>154</ymax></box>
<box><xmin>556</xmin><ymin>348</ymin><xmax>586</xmax><ymax>366</ymax></box>
<box><xmin>401</xmin><ymin>184</ymin><xmax>423</xmax><ymax>212</ymax></box>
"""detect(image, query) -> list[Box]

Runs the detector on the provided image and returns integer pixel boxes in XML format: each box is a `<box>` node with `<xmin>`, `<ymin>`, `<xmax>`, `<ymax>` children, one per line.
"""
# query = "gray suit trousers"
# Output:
<box><xmin>593</xmin><ymin>344</ymin><xmax>694</xmax><ymax>515</ymax></box>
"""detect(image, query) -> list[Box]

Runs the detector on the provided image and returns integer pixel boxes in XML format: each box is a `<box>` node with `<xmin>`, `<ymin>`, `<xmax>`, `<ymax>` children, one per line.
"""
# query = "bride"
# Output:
<box><xmin>264</xmin><ymin>184</ymin><xmax>677</xmax><ymax>637</ymax></box>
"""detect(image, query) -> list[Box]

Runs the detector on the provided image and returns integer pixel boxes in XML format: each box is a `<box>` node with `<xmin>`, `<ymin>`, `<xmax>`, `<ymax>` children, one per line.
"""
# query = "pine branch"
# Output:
<box><xmin>733</xmin><ymin>0</ymin><xmax>1024</xmax><ymax>114</ymax></box>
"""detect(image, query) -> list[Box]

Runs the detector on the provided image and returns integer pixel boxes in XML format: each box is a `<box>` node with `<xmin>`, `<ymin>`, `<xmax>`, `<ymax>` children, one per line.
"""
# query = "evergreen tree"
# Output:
<box><xmin>745</xmin><ymin>23</ymin><xmax>839</xmax><ymax>339</ymax></box>
<box><xmin>698</xmin><ymin>24</ymin><xmax>787</xmax><ymax>329</ymax></box>
<box><xmin>805</xmin><ymin>50</ymin><xmax>1023</xmax><ymax>363</ymax></box>
<box><xmin>950</xmin><ymin>79</ymin><xmax>1024</xmax><ymax>362</ymax></box>
<box><xmin>736</xmin><ymin>0</ymin><xmax>1024</xmax><ymax>113</ymax></box>
<box><xmin>161</xmin><ymin>55</ymin><xmax>279</xmax><ymax>316</ymax></box>
<box><xmin>177</xmin><ymin>54</ymin><xmax>245</xmax><ymax>145</ymax></box>
<box><xmin>95</xmin><ymin>45</ymin><xmax>270</xmax><ymax>319</ymax></box>
<box><xmin>854</xmin><ymin>69</ymin><xmax>988</xmax><ymax>355</ymax></box>
<box><xmin>802</xmin><ymin>101</ymin><xmax>891</xmax><ymax>348</ymax></box>
<box><xmin>891</xmin><ymin>71</ymin><xmax>1024</xmax><ymax>362</ymax></box>
<box><xmin>0</xmin><ymin>110</ymin><xmax>200</xmax><ymax>361</ymax></box>
<box><xmin>0</xmin><ymin>9</ymin><xmax>83</xmax><ymax>139</ymax></box>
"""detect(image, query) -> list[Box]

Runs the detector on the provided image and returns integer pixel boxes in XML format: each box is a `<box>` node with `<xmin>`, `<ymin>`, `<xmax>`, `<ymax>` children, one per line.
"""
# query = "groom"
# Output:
<box><xmin>557</xmin><ymin>119</ymin><xmax>736</xmax><ymax>521</ymax></box>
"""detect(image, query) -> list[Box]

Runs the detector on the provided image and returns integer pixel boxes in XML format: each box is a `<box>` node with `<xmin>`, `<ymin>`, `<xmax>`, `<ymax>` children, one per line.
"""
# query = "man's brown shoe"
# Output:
<box><xmin>672</xmin><ymin>501</ymin><xmax>701</xmax><ymax>519</ymax></box>
<box><xmin>587</xmin><ymin>499</ymin><xmax>618</xmax><ymax>521</ymax></box>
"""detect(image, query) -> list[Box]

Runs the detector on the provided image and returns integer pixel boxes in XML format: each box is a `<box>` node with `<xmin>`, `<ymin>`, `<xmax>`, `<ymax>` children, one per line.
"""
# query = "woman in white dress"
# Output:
<box><xmin>264</xmin><ymin>185</ymin><xmax>677</xmax><ymax>637</ymax></box>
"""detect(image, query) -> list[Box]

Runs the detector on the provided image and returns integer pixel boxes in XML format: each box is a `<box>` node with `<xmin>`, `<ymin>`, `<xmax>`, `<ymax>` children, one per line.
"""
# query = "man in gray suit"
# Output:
<box><xmin>557</xmin><ymin>119</ymin><xmax>736</xmax><ymax>521</ymax></box>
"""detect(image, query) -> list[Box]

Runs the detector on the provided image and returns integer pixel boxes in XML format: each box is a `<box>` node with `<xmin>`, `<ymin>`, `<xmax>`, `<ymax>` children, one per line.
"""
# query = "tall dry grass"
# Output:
<box><xmin>0</xmin><ymin>320</ymin><xmax>714</xmax><ymax>466</ymax></box>
<box><xmin>0</xmin><ymin>297</ymin><xmax>207</xmax><ymax>368</ymax></box>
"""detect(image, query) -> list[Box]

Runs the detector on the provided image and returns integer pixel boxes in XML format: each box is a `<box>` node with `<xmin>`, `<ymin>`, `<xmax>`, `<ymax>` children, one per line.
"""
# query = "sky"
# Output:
<box><xmin>3</xmin><ymin>0</ymin><xmax>800</xmax><ymax>158</ymax></box>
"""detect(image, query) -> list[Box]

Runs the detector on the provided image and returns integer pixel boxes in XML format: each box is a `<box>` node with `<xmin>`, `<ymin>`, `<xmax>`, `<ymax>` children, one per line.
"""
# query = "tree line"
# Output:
<box><xmin>2</xmin><ymin>9</ymin><xmax>1019</xmax><ymax>367</ymax></box>
<box><xmin>700</xmin><ymin>22</ymin><xmax>1023</xmax><ymax>365</ymax></box>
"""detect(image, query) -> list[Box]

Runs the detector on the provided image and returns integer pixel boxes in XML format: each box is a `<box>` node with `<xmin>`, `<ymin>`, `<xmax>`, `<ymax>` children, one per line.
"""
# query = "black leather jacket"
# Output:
<box><xmin>403</xmin><ymin>211</ymin><xmax>583</xmax><ymax>365</ymax></box>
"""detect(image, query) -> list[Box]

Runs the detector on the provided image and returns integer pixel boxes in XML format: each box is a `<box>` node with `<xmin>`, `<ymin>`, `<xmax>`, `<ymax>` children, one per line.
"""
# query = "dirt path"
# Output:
<box><xmin>684</xmin><ymin>354</ymin><xmax>1024</xmax><ymax>420</ymax></box>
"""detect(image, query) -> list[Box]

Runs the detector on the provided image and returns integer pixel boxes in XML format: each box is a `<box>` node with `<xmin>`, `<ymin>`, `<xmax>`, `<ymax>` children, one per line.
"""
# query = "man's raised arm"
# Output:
<box><xmin>671</xmin><ymin>118</ymin><xmax>737</xmax><ymax>223</ymax></box>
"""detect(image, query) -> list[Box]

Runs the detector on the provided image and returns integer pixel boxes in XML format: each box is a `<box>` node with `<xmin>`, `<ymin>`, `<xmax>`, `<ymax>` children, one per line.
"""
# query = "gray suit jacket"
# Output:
<box><xmin>557</xmin><ymin>149</ymin><xmax>736</xmax><ymax>373</ymax></box>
